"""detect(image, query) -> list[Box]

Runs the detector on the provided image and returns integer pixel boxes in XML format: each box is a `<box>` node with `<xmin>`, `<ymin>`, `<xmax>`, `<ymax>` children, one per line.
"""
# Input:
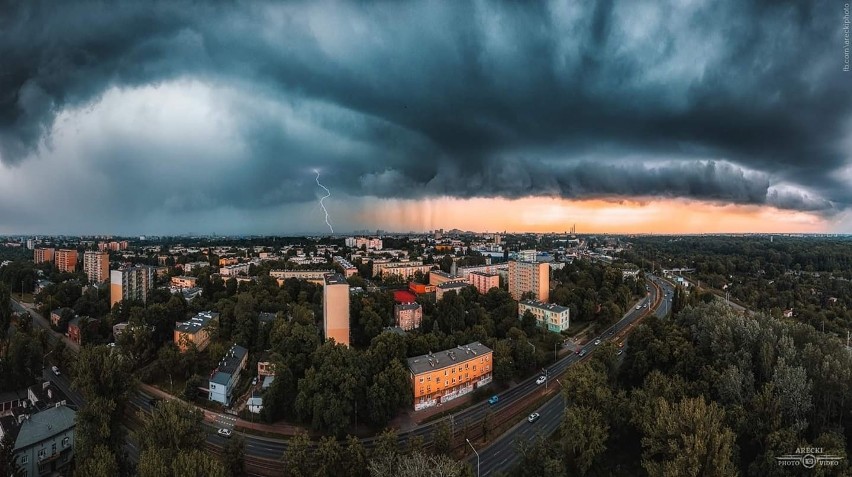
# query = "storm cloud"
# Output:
<box><xmin>0</xmin><ymin>0</ymin><xmax>850</xmax><ymax>233</ymax></box>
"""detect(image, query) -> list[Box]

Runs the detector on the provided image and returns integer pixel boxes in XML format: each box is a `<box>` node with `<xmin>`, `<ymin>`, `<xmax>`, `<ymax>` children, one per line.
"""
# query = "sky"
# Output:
<box><xmin>0</xmin><ymin>1</ymin><xmax>851</xmax><ymax>235</ymax></box>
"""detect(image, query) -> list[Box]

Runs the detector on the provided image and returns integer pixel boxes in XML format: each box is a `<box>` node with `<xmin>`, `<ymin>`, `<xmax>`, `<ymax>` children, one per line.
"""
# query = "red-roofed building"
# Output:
<box><xmin>394</xmin><ymin>290</ymin><xmax>417</xmax><ymax>303</ymax></box>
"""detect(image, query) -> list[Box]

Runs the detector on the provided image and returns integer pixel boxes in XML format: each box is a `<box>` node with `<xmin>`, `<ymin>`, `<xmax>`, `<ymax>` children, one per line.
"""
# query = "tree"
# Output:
<box><xmin>170</xmin><ymin>450</ymin><xmax>227</xmax><ymax>477</ymax></box>
<box><xmin>433</xmin><ymin>420</ymin><xmax>453</xmax><ymax>455</ymax></box>
<box><xmin>369</xmin><ymin>451</ymin><xmax>469</xmax><ymax>477</ymax></box>
<box><xmin>640</xmin><ymin>397</ymin><xmax>737</xmax><ymax>477</ymax></box>
<box><xmin>561</xmin><ymin>405</ymin><xmax>608</xmax><ymax>475</ymax></box>
<box><xmin>74</xmin><ymin>445</ymin><xmax>118</xmax><ymax>477</ymax></box>
<box><xmin>282</xmin><ymin>432</ymin><xmax>312</xmax><ymax>477</ymax></box>
<box><xmin>366</xmin><ymin>360</ymin><xmax>412</xmax><ymax>427</ymax></box>
<box><xmin>316</xmin><ymin>436</ymin><xmax>344</xmax><ymax>476</ymax></box>
<box><xmin>344</xmin><ymin>435</ymin><xmax>370</xmax><ymax>477</ymax></box>
<box><xmin>135</xmin><ymin>399</ymin><xmax>205</xmax><ymax>463</ymax></box>
<box><xmin>0</xmin><ymin>432</ymin><xmax>23</xmax><ymax>477</ymax></box>
<box><xmin>183</xmin><ymin>374</ymin><xmax>204</xmax><ymax>401</ymax></box>
<box><xmin>72</xmin><ymin>345</ymin><xmax>135</xmax><ymax>464</ymax></box>
<box><xmin>0</xmin><ymin>283</ymin><xmax>11</xmax><ymax>343</ymax></box>
<box><xmin>514</xmin><ymin>435</ymin><xmax>565</xmax><ymax>477</ymax></box>
<box><xmin>295</xmin><ymin>342</ymin><xmax>359</xmax><ymax>436</ymax></box>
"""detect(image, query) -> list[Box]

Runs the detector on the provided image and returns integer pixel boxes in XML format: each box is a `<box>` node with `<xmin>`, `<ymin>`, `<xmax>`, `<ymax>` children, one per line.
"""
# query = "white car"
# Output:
<box><xmin>535</xmin><ymin>376</ymin><xmax>546</xmax><ymax>385</ymax></box>
<box><xmin>51</xmin><ymin>366</ymin><xmax>60</xmax><ymax>376</ymax></box>
<box><xmin>252</xmin><ymin>377</ymin><xmax>258</xmax><ymax>386</ymax></box>
<box><xmin>636</xmin><ymin>305</ymin><xmax>641</xmax><ymax>310</ymax></box>
<box><xmin>217</xmin><ymin>428</ymin><xmax>232</xmax><ymax>438</ymax></box>
<box><xmin>594</xmin><ymin>339</ymin><xmax>601</xmax><ymax>346</ymax></box>
<box><xmin>528</xmin><ymin>412</ymin><xmax>541</xmax><ymax>423</ymax></box>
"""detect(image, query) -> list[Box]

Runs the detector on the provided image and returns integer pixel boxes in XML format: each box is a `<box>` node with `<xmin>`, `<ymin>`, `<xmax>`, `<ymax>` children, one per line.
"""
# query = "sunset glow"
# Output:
<box><xmin>356</xmin><ymin>197</ymin><xmax>828</xmax><ymax>234</ymax></box>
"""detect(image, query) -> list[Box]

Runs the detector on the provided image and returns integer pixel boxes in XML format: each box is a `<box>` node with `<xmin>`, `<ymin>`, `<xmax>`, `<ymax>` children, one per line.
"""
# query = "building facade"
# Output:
<box><xmin>170</xmin><ymin>276</ymin><xmax>198</xmax><ymax>288</ymax></box>
<box><xmin>468</xmin><ymin>271</ymin><xmax>500</xmax><ymax>294</ymax></box>
<box><xmin>508</xmin><ymin>260</ymin><xmax>550</xmax><ymax>302</ymax></box>
<box><xmin>83</xmin><ymin>251</ymin><xmax>109</xmax><ymax>283</ymax></box>
<box><xmin>11</xmin><ymin>405</ymin><xmax>76</xmax><ymax>477</ymax></box>
<box><xmin>219</xmin><ymin>263</ymin><xmax>250</xmax><ymax>277</ymax></box>
<box><xmin>53</xmin><ymin>249</ymin><xmax>77</xmax><ymax>273</ymax></box>
<box><xmin>394</xmin><ymin>303</ymin><xmax>423</xmax><ymax>331</ymax></box>
<box><xmin>436</xmin><ymin>280</ymin><xmax>470</xmax><ymax>301</ymax></box>
<box><xmin>380</xmin><ymin>264</ymin><xmax>434</xmax><ymax>281</ymax></box>
<box><xmin>407</xmin><ymin>342</ymin><xmax>493</xmax><ymax>411</ymax></box>
<box><xmin>323</xmin><ymin>274</ymin><xmax>350</xmax><ymax>346</ymax></box>
<box><xmin>208</xmin><ymin>344</ymin><xmax>248</xmax><ymax>406</ymax></box>
<box><xmin>333</xmin><ymin>256</ymin><xmax>358</xmax><ymax>277</ymax></box>
<box><xmin>173</xmin><ymin>311</ymin><xmax>218</xmax><ymax>352</ymax></box>
<box><xmin>518</xmin><ymin>300</ymin><xmax>570</xmax><ymax>332</ymax></box>
<box><xmin>110</xmin><ymin>266</ymin><xmax>155</xmax><ymax>307</ymax></box>
<box><xmin>33</xmin><ymin>248</ymin><xmax>54</xmax><ymax>264</ymax></box>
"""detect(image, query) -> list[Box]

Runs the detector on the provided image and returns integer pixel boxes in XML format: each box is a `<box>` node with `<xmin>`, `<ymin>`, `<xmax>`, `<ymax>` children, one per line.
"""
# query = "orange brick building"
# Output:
<box><xmin>508</xmin><ymin>260</ymin><xmax>550</xmax><ymax>302</ymax></box>
<box><xmin>55</xmin><ymin>249</ymin><xmax>78</xmax><ymax>273</ymax></box>
<box><xmin>407</xmin><ymin>342</ymin><xmax>493</xmax><ymax>411</ymax></box>
<box><xmin>83</xmin><ymin>250</ymin><xmax>109</xmax><ymax>283</ymax></box>
<box><xmin>173</xmin><ymin>311</ymin><xmax>218</xmax><ymax>352</ymax></box>
<box><xmin>34</xmin><ymin>248</ymin><xmax>54</xmax><ymax>264</ymax></box>
<box><xmin>170</xmin><ymin>276</ymin><xmax>198</xmax><ymax>288</ymax></box>
<box><xmin>323</xmin><ymin>274</ymin><xmax>350</xmax><ymax>346</ymax></box>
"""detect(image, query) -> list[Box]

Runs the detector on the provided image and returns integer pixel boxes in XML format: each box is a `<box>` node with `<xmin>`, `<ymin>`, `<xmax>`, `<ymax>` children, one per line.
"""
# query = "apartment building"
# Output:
<box><xmin>345</xmin><ymin>237</ymin><xmax>383</xmax><ymax>250</ymax></box>
<box><xmin>429</xmin><ymin>270</ymin><xmax>459</xmax><ymax>286</ymax></box>
<box><xmin>83</xmin><ymin>251</ymin><xmax>109</xmax><ymax>283</ymax></box>
<box><xmin>270</xmin><ymin>269</ymin><xmax>333</xmax><ymax>285</ymax></box>
<box><xmin>173</xmin><ymin>311</ymin><xmax>218</xmax><ymax>352</ymax></box>
<box><xmin>457</xmin><ymin>263</ymin><xmax>509</xmax><ymax>281</ymax></box>
<box><xmin>33</xmin><ymin>248</ymin><xmax>54</xmax><ymax>264</ymax></box>
<box><xmin>508</xmin><ymin>260</ymin><xmax>550</xmax><ymax>302</ymax></box>
<box><xmin>181</xmin><ymin>261</ymin><xmax>210</xmax><ymax>273</ymax></box>
<box><xmin>170</xmin><ymin>276</ymin><xmax>198</xmax><ymax>288</ymax></box>
<box><xmin>333</xmin><ymin>256</ymin><xmax>358</xmax><ymax>277</ymax></box>
<box><xmin>518</xmin><ymin>300</ymin><xmax>570</xmax><ymax>333</ymax></box>
<box><xmin>436</xmin><ymin>280</ymin><xmax>470</xmax><ymax>301</ymax></box>
<box><xmin>219</xmin><ymin>263</ymin><xmax>250</xmax><ymax>277</ymax></box>
<box><xmin>380</xmin><ymin>263</ymin><xmax>433</xmax><ymax>281</ymax></box>
<box><xmin>208</xmin><ymin>344</ymin><xmax>249</xmax><ymax>406</ymax></box>
<box><xmin>468</xmin><ymin>271</ymin><xmax>500</xmax><ymax>294</ymax></box>
<box><xmin>394</xmin><ymin>303</ymin><xmax>423</xmax><ymax>331</ymax></box>
<box><xmin>109</xmin><ymin>266</ymin><xmax>155</xmax><ymax>307</ymax></box>
<box><xmin>407</xmin><ymin>342</ymin><xmax>493</xmax><ymax>411</ymax></box>
<box><xmin>98</xmin><ymin>241</ymin><xmax>128</xmax><ymax>252</ymax></box>
<box><xmin>323</xmin><ymin>274</ymin><xmax>350</xmax><ymax>347</ymax></box>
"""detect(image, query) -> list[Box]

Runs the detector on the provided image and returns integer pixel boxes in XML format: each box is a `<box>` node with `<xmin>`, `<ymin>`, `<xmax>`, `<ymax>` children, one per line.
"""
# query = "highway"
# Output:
<box><xmin>467</xmin><ymin>275</ymin><xmax>675</xmax><ymax>476</ymax></box>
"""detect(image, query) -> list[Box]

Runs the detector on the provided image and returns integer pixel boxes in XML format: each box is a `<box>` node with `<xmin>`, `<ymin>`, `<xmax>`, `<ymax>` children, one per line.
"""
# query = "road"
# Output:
<box><xmin>12</xmin><ymin>277</ymin><xmax>675</xmax><ymax>474</ymax></box>
<box><xmin>468</xmin><ymin>275</ymin><xmax>675</xmax><ymax>476</ymax></box>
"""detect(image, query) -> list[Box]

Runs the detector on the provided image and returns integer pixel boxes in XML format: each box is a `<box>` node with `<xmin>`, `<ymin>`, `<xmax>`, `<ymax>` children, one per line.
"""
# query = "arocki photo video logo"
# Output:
<box><xmin>776</xmin><ymin>448</ymin><xmax>843</xmax><ymax>469</ymax></box>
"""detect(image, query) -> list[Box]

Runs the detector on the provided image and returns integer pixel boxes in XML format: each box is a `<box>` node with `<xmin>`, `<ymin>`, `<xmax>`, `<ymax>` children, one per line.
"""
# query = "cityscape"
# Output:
<box><xmin>1</xmin><ymin>1</ymin><xmax>851</xmax><ymax>477</ymax></box>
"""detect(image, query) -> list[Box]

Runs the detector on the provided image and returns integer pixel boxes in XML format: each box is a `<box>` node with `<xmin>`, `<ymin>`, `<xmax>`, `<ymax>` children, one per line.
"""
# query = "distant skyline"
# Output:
<box><xmin>1</xmin><ymin>2</ymin><xmax>850</xmax><ymax>234</ymax></box>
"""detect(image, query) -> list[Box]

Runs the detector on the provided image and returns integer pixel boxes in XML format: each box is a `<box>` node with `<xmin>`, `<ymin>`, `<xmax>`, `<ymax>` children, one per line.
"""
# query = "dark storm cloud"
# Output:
<box><xmin>0</xmin><ymin>0</ymin><xmax>849</xmax><ymax>216</ymax></box>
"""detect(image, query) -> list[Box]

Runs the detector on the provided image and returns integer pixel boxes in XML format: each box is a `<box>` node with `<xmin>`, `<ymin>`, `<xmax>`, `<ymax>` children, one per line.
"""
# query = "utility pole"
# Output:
<box><xmin>467</xmin><ymin>439</ymin><xmax>480</xmax><ymax>477</ymax></box>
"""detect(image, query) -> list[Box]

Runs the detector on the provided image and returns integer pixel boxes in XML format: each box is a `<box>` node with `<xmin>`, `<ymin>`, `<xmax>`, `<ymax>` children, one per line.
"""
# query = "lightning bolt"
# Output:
<box><xmin>314</xmin><ymin>170</ymin><xmax>334</xmax><ymax>233</ymax></box>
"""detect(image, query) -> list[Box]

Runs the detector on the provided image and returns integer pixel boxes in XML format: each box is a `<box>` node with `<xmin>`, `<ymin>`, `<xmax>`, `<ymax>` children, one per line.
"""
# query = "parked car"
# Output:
<box><xmin>51</xmin><ymin>366</ymin><xmax>60</xmax><ymax>376</ymax></box>
<box><xmin>536</xmin><ymin>376</ymin><xmax>546</xmax><ymax>385</ymax></box>
<box><xmin>528</xmin><ymin>412</ymin><xmax>541</xmax><ymax>423</ymax></box>
<box><xmin>488</xmin><ymin>395</ymin><xmax>499</xmax><ymax>405</ymax></box>
<box><xmin>217</xmin><ymin>428</ymin><xmax>232</xmax><ymax>438</ymax></box>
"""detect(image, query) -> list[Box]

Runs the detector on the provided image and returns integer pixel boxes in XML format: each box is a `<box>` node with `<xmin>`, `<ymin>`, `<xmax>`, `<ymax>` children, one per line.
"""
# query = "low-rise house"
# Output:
<box><xmin>394</xmin><ymin>303</ymin><xmax>423</xmax><ymax>331</ymax></box>
<box><xmin>518</xmin><ymin>300</ymin><xmax>570</xmax><ymax>333</ymax></box>
<box><xmin>407</xmin><ymin>342</ymin><xmax>493</xmax><ymax>411</ymax></box>
<box><xmin>174</xmin><ymin>311</ymin><xmax>218</xmax><ymax>352</ymax></box>
<box><xmin>66</xmin><ymin>316</ymin><xmax>90</xmax><ymax>346</ymax></box>
<box><xmin>209</xmin><ymin>344</ymin><xmax>249</xmax><ymax>407</ymax></box>
<box><xmin>170</xmin><ymin>276</ymin><xmax>197</xmax><ymax>289</ymax></box>
<box><xmin>257</xmin><ymin>352</ymin><xmax>276</xmax><ymax>377</ymax></box>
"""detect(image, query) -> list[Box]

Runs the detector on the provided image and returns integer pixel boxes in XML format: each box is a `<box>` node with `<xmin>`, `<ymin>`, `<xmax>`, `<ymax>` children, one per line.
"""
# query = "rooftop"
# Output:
<box><xmin>437</xmin><ymin>280</ymin><xmax>469</xmax><ymax>290</ymax></box>
<box><xmin>14</xmin><ymin>405</ymin><xmax>76</xmax><ymax>450</ymax></box>
<box><xmin>395</xmin><ymin>302</ymin><xmax>421</xmax><ymax>310</ymax></box>
<box><xmin>324</xmin><ymin>273</ymin><xmax>348</xmax><ymax>285</ymax></box>
<box><xmin>407</xmin><ymin>342</ymin><xmax>493</xmax><ymax>375</ymax></box>
<box><xmin>470</xmin><ymin>271</ymin><xmax>499</xmax><ymax>277</ymax></box>
<box><xmin>210</xmin><ymin>344</ymin><xmax>249</xmax><ymax>385</ymax></box>
<box><xmin>257</xmin><ymin>312</ymin><xmax>276</xmax><ymax>325</ymax></box>
<box><xmin>520</xmin><ymin>300</ymin><xmax>569</xmax><ymax>313</ymax></box>
<box><xmin>175</xmin><ymin>311</ymin><xmax>219</xmax><ymax>335</ymax></box>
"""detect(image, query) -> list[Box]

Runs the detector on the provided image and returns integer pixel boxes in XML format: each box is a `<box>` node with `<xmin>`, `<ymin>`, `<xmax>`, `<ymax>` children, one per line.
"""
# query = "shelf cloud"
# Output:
<box><xmin>0</xmin><ymin>1</ymin><xmax>849</xmax><ymax>232</ymax></box>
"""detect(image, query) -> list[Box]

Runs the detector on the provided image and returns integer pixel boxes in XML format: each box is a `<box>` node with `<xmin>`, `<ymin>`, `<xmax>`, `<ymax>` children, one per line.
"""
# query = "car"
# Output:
<box><xmin>594</xmin><ymin>339</ymin><xmax>601</xmax><ymax>346</ymax></box>
<box><xmin>528</xmin><ymin>412</ymin><xmax>541</xmax><ymax>423</ymax></box>
<box><xmin>617</xmin><ymin>349</ymin><xmax>624</xmax><ymax>356</ymax></box>
<box><xmin>217</xmin><ymin>428</ymin><xmax>232</xmax><ymax>438</ymax></box>
<box><xmin>618</xmin><ymin>341</ymin><xmax>625</xmax><ymax>348</ymax></box>
<box><xmin>51</xmin><ymin>366</ymin><xmax>60</xmax><ymax>376</ymax></box>
<box><xmin>578</xmin><ymin>349</ymin><xmax>587</xmax><ymax>357</ymax></box>
<box><xmin>252</xmin><ymin>377</ymin><xmax>258</xmax><ymax>386</ymax></box>
<box><xmin>536</xmin><ymin>376</ymin><xmax>546</xmax><ymax>385</ymax></box>
<box><xmin>488</xmin><ymin>395</ymin><xmax>499</xmax><ymax>405</ymax></box>
<box><xmin>636</xmin><ymin>305</ymin><xmax>641</xmax><ymax>310</ymax></box>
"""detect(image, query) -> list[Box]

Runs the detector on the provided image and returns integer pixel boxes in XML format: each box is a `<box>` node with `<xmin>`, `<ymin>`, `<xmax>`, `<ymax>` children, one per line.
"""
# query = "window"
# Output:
<box><xmin>473</xmin><ymin>365</ymin><xmax>477</xmax><ymax>371</ymax></box>
<box><xmin>51</xmin><ymin>443</ymin><xmax>56</xmax><ymax>454</ymax></box>
<box><xmin>419</xmin><ymin>377</ymin><xmax>424</xmax><ymax>383</ymax></box>
<box><xmin>444</xmin><ymin>370</ymin><xmax>447</xmax><ymax>376</ymax></box>
<box><xmin>38</xmin><ymin>449</ymin><xmax>45</xmax><ymax>458</ymax></box>
<box><xmin>20</xmin><ymin>455</ymin><xmax>28</xmax><ymax>464</ymax></box>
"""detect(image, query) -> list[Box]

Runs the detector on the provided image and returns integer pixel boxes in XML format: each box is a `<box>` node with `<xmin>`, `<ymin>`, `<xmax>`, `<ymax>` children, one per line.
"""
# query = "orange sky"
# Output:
<box><xmin>356</xmin><ymin>196</ymin><xmax>828</xmax><ymax>234</ymax></box>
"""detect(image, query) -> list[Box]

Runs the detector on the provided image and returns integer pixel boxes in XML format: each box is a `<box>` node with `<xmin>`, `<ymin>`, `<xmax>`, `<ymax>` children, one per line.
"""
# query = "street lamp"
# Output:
<box><xmin>467</xmin><ymin>438</ymin><xmax>480</xmax><ymax>477</ymax></box>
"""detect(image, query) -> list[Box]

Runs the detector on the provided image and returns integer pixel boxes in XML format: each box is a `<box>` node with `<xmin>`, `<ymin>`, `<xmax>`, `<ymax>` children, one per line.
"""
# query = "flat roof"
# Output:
<box><xmin>175</xmin><ymin>311</ymin><xmax>219</xmax><ymax>334</ymax></box>
<box><xmin>437</xmin><ymin>280</ymin><xmax>469</xmax><ymax>289</ymax></box>
<box><xmin>210</xmin><ymin>344</ymin><xmax>249</xmax><ymax>385</ymax></box>
<box><xmin>407</xmin><ymin>342</ymin><xmax>493</xmax><ymax>375</ymax></box>
<box><xmin>324</xmin><ymin>273</ymin><xmax>347</xmax><ymax>285</ymax></box>
<box><xmin>395</xmin><ymin>302</ymin><xmax>421</xmax><ymax>310</ymax></box>
<box><xmin>520</xmin><ymin>300</ymin><xmax>569</xmax><ymax>313</ymax></box>
<box><xmin>470</xmin><ymin>271</ymin><xmax>499</xmax><ymax>277</ymax></box>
